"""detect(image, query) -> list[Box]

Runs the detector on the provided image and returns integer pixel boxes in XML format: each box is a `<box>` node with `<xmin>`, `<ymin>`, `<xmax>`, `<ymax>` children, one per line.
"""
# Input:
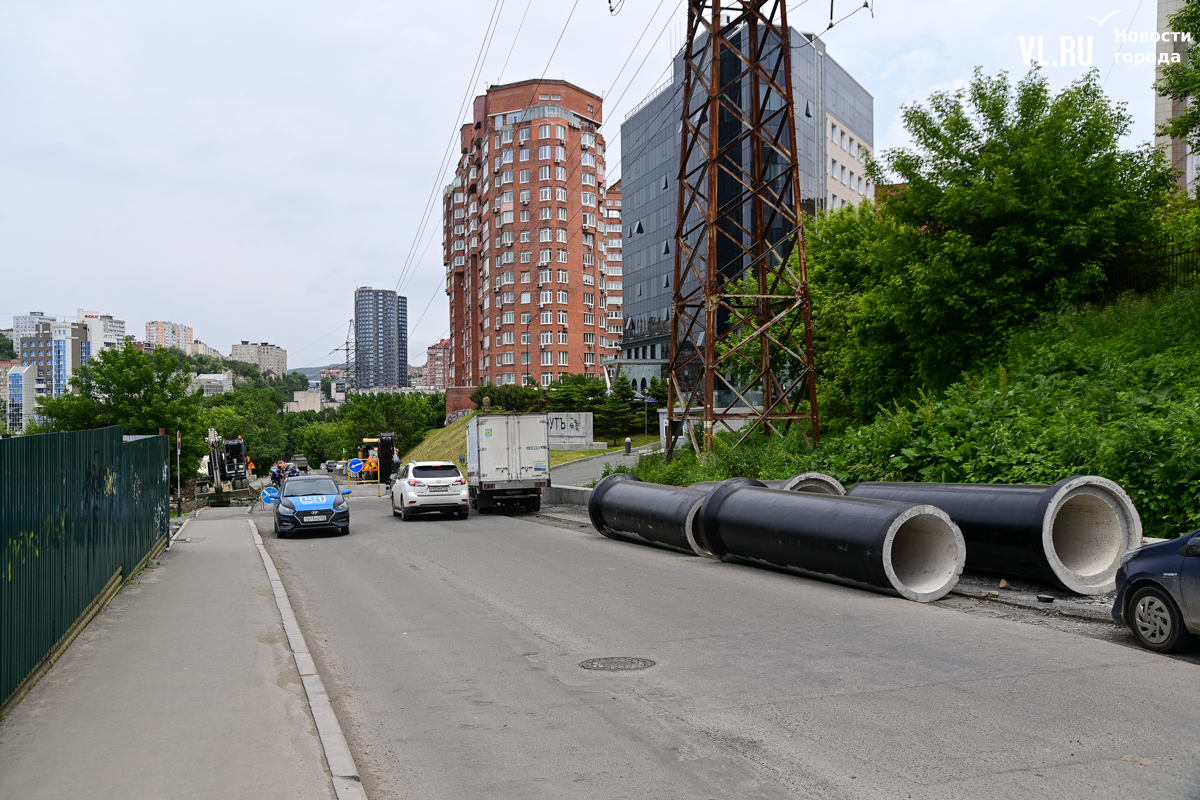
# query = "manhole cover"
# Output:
<box><xmin>579</xmin><ymin>657</ymin><xmax>656</xmax><ymax>671</ymax></box>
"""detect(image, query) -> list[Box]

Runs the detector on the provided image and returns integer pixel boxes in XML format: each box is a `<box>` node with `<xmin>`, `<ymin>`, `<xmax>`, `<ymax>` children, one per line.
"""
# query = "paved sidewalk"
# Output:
<box><xmin>0</xmin><ymin>509</ymin><xmax>334</xmax><ymax>800</ymax></box>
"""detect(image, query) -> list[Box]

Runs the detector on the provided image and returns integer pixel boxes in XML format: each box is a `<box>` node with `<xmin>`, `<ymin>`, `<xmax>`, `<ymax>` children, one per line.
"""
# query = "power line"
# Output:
<box><xmin>392</xmin><ymin>0</ymin><xmax>509</xmax><ymax>296</ymax></box>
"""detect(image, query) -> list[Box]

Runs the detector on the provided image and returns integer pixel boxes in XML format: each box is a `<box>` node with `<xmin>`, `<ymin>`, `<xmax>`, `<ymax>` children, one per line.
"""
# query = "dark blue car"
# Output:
<box><xmin>274</xmin><ymin>475</ymin><xmax>351</xmax><ymax>538</ymax></box>
<box><xmin>1112</xmin><ymin>529</ymin><xmax>1200</xmax><ymax>652</ymax></box>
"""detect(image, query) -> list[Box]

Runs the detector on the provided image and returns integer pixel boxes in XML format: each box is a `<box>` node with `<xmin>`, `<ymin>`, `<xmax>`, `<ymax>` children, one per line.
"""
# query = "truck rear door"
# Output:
<box><xmin>511</xmin><ymin>414</ymin><xmax>549</xmax><ymax>482</ymax></box>
<box><xmin>475</xmin><ymin>417</ymin><xmax>511</xmax><ymax>482</ymax></box>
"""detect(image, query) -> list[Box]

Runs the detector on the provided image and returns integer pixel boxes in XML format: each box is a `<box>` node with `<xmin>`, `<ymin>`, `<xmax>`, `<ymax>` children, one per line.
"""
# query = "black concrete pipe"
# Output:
<box><xmin>588</xmin><ymin>474</ymin><xmax>710</xmax><ymax>556</ymax></box>
<box><xmin>689</xmin><ymin>472</ymin><xmax>846</xmax><ymax>496</ymax></box>
<box><xmin>699</xmin><ymin>479</ymin><xmax>966</xmax><ymax>603</ymax></box>
<box><xmin>846</xmin><ymin>477</ymin><xmax>1142</xmax><ymax>594</ymax></box>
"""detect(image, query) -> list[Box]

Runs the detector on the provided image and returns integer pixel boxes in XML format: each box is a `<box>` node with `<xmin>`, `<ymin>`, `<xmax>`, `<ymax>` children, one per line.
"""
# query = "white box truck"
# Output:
<box><xmin>465</xmin><ymin>413</ymin><xmax>550</xmax><ymax>513</ymax></box>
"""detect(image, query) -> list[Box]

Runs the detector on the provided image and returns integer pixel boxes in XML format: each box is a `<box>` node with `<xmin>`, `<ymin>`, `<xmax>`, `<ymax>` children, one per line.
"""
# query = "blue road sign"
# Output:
<box><xmin>261</xmin><ymin>487</ymin><xmax>279</xmax><ymax>505</ymax></box>
<box><xmin>348</xmin><ymin>458</ymin><xmax>364</xmax><ymax>473</ymax></box>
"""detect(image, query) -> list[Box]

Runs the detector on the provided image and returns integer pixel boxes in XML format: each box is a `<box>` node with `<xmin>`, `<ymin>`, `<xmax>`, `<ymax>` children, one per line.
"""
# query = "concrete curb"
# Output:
<box><xmin>248</xmin><ymin>521</ymin><xmax>368</xmax><ymax>800</ymax></box>
<box><xmin>544</xmin><ymin>485</ymin><xmax>593</xmax><ymax>506</ymax></box>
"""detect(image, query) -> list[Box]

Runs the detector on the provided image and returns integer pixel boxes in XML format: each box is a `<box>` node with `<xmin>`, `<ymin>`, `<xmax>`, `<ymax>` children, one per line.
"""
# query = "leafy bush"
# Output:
<box><xmin>633</xmin><ymin>287</ymin><xmax>1200</xmax><ymax>538</ymax></box>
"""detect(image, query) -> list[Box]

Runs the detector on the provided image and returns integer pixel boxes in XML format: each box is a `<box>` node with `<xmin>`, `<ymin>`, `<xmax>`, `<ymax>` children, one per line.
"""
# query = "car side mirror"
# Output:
<box><xmin>343</xmin><ymin>489</ymin><xmax>352</xmax><ymax>495</ymax></box>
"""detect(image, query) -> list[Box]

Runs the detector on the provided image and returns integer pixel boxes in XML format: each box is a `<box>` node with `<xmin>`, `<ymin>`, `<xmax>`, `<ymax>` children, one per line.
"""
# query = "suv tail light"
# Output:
<box><xmin>452</xmin><ymin>478</ymin><xmax>465</xmax><ymax>485</ymax></box>
<box><xmin>407</xmin><ymin>479</ymin><xmax>425</xmax><ymax>486</ymax></box>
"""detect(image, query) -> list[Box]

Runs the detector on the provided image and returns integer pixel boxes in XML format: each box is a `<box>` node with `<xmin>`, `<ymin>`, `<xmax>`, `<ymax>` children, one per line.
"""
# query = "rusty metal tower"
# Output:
<box><xmin>666</xmin><ymin>0</ymin><xmax>818</xmax><ymax>456</ymax></box>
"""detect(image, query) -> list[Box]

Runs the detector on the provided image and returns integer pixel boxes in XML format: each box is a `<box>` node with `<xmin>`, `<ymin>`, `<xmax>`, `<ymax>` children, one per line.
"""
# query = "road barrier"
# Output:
<box><xmin>846</xmin><ymin>477</ymin><xmax>1142</xmax><ymax>595</ymax></box>
<box><xmin>1</xmin><ymin>426</ymin><xmax>170</xmax><ymax>711</ymax></box>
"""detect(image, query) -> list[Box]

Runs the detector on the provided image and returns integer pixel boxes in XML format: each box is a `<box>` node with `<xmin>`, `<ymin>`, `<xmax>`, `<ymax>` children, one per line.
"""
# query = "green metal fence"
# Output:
<box><xmin>1</xmin><ymin>426</ymin><xmax>170</xmax><ymax>707</ymax></box>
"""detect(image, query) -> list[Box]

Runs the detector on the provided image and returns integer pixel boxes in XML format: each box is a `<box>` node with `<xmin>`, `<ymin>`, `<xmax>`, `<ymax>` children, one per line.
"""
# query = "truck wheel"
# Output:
<box><xmin>525</xmin><ymin>498</ymin><xmax>541</xmax><ymax>513</ymax></box>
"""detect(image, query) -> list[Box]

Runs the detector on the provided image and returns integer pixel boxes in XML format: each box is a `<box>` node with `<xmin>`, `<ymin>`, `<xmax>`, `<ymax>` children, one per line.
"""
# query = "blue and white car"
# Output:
<box><xmin>1112</xmin><ymin>529</ymin><xmax>1200</xmax><ymax>652</ymax></box>
<box><xmin>274</xmin><ymin>475</ymin><xmax>351</xmax><ymax>538</ymax></box>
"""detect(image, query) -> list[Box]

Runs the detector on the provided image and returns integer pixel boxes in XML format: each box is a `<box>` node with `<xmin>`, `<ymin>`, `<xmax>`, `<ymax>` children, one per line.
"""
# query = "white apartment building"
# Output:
<box><xmin>231</xmin><ymin>341</ymin><xmax>287</xmax><ymax>377</ymax></box>
<box><xmin>13</xmin><ymin>312</ymin><xmax>56</xmax><ymax>338</ymax></box>
<box><xmin>77</xmin><ymin>309</ymin><xmax>126</xmax><ymax>351</ymax></box>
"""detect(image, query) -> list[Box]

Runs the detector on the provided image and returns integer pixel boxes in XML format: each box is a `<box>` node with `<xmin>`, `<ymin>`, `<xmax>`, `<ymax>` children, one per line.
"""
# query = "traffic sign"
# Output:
<box><xmin>261</xmin><ymin>487</ymin><xmax>279</xmax><ymax>505</ymax></box>
<box><xmin>348</xmin><ymin>458</ymin><xmax>364</xmax><ymax>473</ymax></box>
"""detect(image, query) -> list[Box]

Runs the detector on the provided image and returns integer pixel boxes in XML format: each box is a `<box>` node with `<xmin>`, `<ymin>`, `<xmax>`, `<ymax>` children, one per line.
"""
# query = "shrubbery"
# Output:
<box><xmin>627</xmin><ymin>288</ymin><xmax>1200</xmax><ymax>538</ymax></box>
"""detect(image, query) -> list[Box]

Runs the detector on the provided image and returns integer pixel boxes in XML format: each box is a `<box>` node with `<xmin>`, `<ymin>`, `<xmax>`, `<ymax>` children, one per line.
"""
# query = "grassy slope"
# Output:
<box><xmin>401</xmin><ymin>413</ymin><xmax>659</xmax><ymax>468</ymax></box>
<box><xmin>630</xmin><ymin>287</ymin><xmax>1200</xmax><ymax>537</ymax></box>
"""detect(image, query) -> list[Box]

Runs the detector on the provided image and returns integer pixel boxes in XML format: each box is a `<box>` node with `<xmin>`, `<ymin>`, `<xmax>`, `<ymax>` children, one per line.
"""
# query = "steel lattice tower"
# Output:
<box><xmin>667</xmin><ymin>0</ymin><xmax>819</xmax><ymax>455</ymax></box>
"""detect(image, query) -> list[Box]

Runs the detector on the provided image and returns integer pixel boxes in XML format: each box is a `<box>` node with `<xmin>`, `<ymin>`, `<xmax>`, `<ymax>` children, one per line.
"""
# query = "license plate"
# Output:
<box><xmin>304</xmin><ymin>514</ymin><xmax>329</xmax><ymax>523</ymax></box>
<box><xmin>428</xmin><ymin>486</ymin><xmax>448</xmax><ymax>493</ymax></box>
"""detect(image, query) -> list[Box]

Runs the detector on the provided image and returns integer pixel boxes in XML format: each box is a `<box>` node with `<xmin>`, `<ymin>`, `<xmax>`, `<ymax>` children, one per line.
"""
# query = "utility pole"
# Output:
<box><xmin>667</xmin><ymin>0</ymin><xmax>819</xmax><ymax>457</ymax></box>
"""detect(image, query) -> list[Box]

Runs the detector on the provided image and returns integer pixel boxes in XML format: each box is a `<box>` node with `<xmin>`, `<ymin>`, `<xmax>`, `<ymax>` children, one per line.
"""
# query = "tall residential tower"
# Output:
<box><xmin>354</xmin><ymin>287</ymin><xmax>408</xmax><ymax>389</ymax></box>
<box><xmin>443</xmin><ymin>79</ymin><xmax>622</xmax><ymax>388</ymax></box>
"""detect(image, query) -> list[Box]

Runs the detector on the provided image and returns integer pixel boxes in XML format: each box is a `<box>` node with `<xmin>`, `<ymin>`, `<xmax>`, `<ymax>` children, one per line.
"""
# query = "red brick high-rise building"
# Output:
<box><xmin>425</xmin><ymin>337</ymin><xmax>451</xmax><ymax>390</ymax></box>
<box><xmin>443</xmin><ymin>79</ymin><xmax>622</xmax><ymax>388</ymax></box>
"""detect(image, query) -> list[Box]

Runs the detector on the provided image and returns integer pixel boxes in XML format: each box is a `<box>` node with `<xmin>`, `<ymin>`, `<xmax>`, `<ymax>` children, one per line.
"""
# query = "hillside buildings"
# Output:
<box><xmin>76</xmin><ymin>309</ymin><xmax>125</xmax><ymax>351</ymax></box>
<box><xmin>231</xmin><ymin>341</ymin><xmax>287</xmax><ymax>377</ymax></box>
<box><xmin>443</xmin><ymin>79</ymin><xmax>622</xmax><ymax>388</ymax></box>
<box><xmin>145</xmin><ymin>320</ymin><xmax>193</xmax><ymax>350</ymax></box>
<box><xmin>616</xmin><ymin>28</ymin><xmax>873</xmax><ymax>389</ymax></box>
<box><xmin>353</xmin><ymin>287</ymin><xmax>409</xmax><ymax>390</ymax></box>
<box><xmin>12</xmin><ymin>312</ymin><xmax>57</xmax><ymax>339</ymax></box>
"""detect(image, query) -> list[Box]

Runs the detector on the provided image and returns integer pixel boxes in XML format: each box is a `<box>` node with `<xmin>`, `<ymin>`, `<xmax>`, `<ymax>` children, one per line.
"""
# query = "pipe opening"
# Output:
<box><xmin>796</xmin><ymin>485</ymin><xmax>834</xmax><ymax>495</ymax></box>
<box><xmin>885</xmin><ymin>512</ymin><xmax>963</xmax><ymax>601</ymax></box>
<box><xmin>1049</xmin><ymin>492</ymin><xmax>1124</xmax><ymax>579</ymax></box>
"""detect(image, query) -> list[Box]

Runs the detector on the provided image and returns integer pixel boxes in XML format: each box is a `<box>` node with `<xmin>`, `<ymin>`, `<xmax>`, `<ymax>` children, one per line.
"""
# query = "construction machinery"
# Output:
<box><xmin>196</xmin><ymin>428</ymin><xmax>253</xmax><ymax>505</ymax></box>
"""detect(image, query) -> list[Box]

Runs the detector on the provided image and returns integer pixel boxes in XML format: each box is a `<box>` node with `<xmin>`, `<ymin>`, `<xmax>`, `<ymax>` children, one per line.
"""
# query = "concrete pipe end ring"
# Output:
<box><xmin>781</xmin><ymin>472</ymin><xmax>847</xmax><ymax>496</ymax></box>
<box><xmin>882</xmin><ymin>504</ymin><xmax>966</xmax><ymax>603</ymax></box>
<box><xmin>683</xmin><ymin>497</ymin><xmax>719</xmax><ymax>559</ymax></box>
<box><xmin>1041</xmin><ymin>476</ymin><xmax>1142</xmax><ymax>595</ymax></box>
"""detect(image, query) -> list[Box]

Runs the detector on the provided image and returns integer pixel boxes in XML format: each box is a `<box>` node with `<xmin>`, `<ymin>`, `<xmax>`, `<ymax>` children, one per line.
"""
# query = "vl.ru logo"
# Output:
<box><xmin>1019</xmin><ymin>36</ymin><xmax>1094</xmax><ymax>67</ymax></box>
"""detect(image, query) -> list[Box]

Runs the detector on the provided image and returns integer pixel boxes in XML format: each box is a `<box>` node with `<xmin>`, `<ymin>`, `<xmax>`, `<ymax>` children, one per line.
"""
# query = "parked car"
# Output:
<box><xmin>274</xmin><ymin>475</ymin><xmax>351</xmax><ymax>538</ymax></box>
<box><xmin>1112</xmin><ymin>529</ymin><xmax>1200</xmax><ymax>652</ymax></box>
<box><xmin>336</xmin><ymin>460</ymin><xmax>347</xmax><ymax>474</ymax></box>
<box><xmin>324</xmin><ymin>460</ymin><xmax>336</xmax><ymax>472</ymax></box>
<box><xmin>391</xmin><ymin>461</ymin><xmax>469</xmax><ymax>520</ymax></box>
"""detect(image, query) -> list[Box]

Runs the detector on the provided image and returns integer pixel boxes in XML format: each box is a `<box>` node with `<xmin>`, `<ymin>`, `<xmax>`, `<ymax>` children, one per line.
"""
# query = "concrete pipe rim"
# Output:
<box><xmin>1041</xmin><ymin>476</ymin><xmax>1142</xmax><ymax>595</ymax></box>
<box><xmin>781</xmin><ymin>472</ymin><xmax>847</xmax><ymax>496</ymax></box>
<box><xmin>881</xmin><ymin>504</ymin><xmax>966</xmax><ymax>603</ymax></box>
<box><xmin>683</xmin><ymin>497</ymin><xmax>719</xmax><ymax>559</ymax></box>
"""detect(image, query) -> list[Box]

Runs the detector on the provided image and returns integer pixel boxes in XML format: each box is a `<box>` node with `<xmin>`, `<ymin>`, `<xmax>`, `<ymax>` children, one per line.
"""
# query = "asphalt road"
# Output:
<box><xmin>256</xmin><ymin>491</ymin><xmax>1200</xmax><ymax>800</ymax></box>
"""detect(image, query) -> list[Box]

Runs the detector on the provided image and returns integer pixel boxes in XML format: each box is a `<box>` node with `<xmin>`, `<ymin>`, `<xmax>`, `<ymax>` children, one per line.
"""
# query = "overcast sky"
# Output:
<box><xmin>0</xmin><ymin>0</ymin><xmax>1167</xmax><ymax>370</ymax></box>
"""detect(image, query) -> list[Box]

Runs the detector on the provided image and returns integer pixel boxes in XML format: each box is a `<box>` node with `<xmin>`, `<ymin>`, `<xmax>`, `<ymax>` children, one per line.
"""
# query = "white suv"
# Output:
<box><xmin>391</xmin><ymin>461</ymin><xmax>469</xmax><ymax>520</ymax></box>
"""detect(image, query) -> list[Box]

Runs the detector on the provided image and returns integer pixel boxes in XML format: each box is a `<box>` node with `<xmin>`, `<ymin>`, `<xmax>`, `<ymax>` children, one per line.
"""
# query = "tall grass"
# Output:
<box><xmin>626</xmin><ymin>287</ymin><xmax>1200</xmax><ymax>537</ymax></box>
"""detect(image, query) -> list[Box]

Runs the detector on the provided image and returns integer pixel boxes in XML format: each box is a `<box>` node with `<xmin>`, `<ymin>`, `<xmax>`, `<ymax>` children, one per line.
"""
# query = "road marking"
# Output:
<box><xmin>249</xmin><ymin>520</ymin><xmax>368</xmax><ymax>800</ymax></box>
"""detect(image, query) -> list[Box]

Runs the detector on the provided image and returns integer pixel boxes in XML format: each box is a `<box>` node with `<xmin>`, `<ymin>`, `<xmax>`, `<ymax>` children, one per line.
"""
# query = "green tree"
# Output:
<box><xmin>469</xmin><ymin>383</ymin><xmax>546</xmax><ymax>412</ymax></box>
<box><xmin>338</xmin><ymin>392</ymin><xmax>442</xmax><ymax>457</ymax></box>
<box><xmin>0</xmin><ymin>332</ymin><xmax>15</xmax><ymax>360</ymax></box>
<box><xmin>594</xmin><ymin>377</ymin><xmax>640</xmax><ymax>444</ymax></box>
<box><xmin>1154</xmin><ymin>2</ymin><xmax>1200</xmax><ymax>159</ymax></box>
<box><xmin>545</xmin><ymin>374</ymin><xmax>607</xmax><ymax>413</ymax></box>
<box><xmin>299</xmin><ymin>420</ymin><xmax>348</xmax><ymax>464</ymax></box>
<box><xmin>203</xmin><ymin>385</ymin><xmax>288</xmax><ymax>472</ymax></box>
<box><xmin>30</xmin><ymin>344</ymin><xmax>206</xmax><ymax>483</ymax></box>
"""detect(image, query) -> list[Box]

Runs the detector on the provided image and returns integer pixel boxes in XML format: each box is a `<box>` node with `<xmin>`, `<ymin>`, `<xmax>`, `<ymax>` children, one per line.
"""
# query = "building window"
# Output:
<box><xmin>557</xmin><ymin>249</ymin><xmax>568</xmax><ymax>263</ymax></box>
<box><xmin>539</xmin><ymin>248</ymin><xmax>551</xmax><ymax>263</ymax></box>
<box><xmin>519</xmin><ymin>148</ymin><xmax>530</xmax><ymax>161</ymax></box>
<box><xmin>541</xmin><ymin>351</ymin><xmax>553</xmax><ymax>365</ymax></box>
<box><xmin>540</xmin><ymin>187</ymin><xmax>552</xmax><ymax>201</ymax></box>
<box><xmin>558</xmin><ymin>351</ymin><xmax>569</xmax><ymax>366</ymax></box>
<box><xmin>557</xmin><ymin>290</ymin><xmax>568</xmax><ymax>304</ymax></box>
<box><xmin>541</xmin><ymin>373</ymin><xmax>552</xmax><ymax>386</ymax></box>
<box><xmin>539</xmin><ymin>166</ymin><xmax>551</xmax><ymax>181</ymax></box>
<box><xmin>539</xmin><ymin>124</ymin><xmax>550</xmax><ymax>138</ymax></box>
<box><xmin>556</xmin><ymin>166</ymin><xmax>566</xmax><ymax>181</ymax></box>
<box><xmin>557</xmin><ymin>269</ymin><xmax>568</xmax><ymax>283</ymax></box>
<box><xmin>521</xmin><ymin>291</ymin><xmax>531</xmax><ymax>303</ymax></box>
<box><xmin>520</xmin><ymin>229</ymin><xmax>530</xmax><ymax>240</ymax></box>
<box><xmin>539</xmin><ymin>145</ymin><xmax>551</xmax><ymax>160</ymax></box>
<box><xmin>540</xmin><ymin>331</ymin><xmax>553</xmax><ymax>345</ymax></box>
<box><xmin>558</xmin><ymin>310</ymin><xmax>568</xmax><ymax>324</ymax></box>
<box><xmin>581</xmin><ymin>192</ymin><xmax>596</xmax><ymax>206</ymax></box>
<box><xmin>581</xmin><ymin>173</ymin><xmax>595</xmax><ymax>186</ymax></box>
<box><xmin>520</xmin><ymin>169</ymin><xmax>529</xmax><ymax>183</ymax></box>
<box><xmin>539</xmin><ymin>206</ymin><xmax>552</xmax><ymax>220</ymax></box>
<box><xmin>557</xmin><ymin>331</ymin><xmax>568</xmax><ymax>345</ymax></box>
<box><xmin>540</xmin><ymin>310</ymin><xmax>552</xmax><ymax>324</ymax></box>
<box><xmin>540</xmin><ymin>289</ymin><xmax>552</xmax><ymax>304</ymax></box>
<box><xmin>583</xmin><ymin>292</ymin><xmax>594</xmax><ymax>306</ymax></box>
<box><xmin>556</xmin><ymin>228</ymin><xmax>567</xmax><ymax>243</ymax></box>
<box><xmin>556</xmin><ymin>187</ymin><xmax>568</xmax><ymax>202</ymax></box>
